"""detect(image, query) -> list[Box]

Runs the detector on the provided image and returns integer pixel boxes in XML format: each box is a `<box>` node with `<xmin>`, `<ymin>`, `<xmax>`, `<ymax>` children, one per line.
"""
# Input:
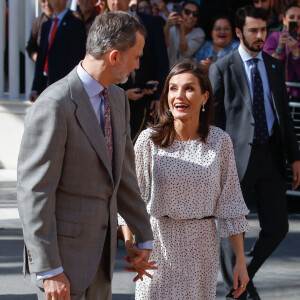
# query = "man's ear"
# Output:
<box><xmin>235</xmin><ymin>28</ymin><xmax>242</xmax><ymax>40</ymax></box>
<box><xmin>108</xmin><ymin>50</ymin><xmax>121</xmax><ymax>65</ymax></box>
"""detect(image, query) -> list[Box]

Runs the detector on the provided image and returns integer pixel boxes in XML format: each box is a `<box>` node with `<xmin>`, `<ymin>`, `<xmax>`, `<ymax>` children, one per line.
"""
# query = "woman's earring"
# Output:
<box><xmin>202</xmin><ymin>103</ymin><xmax>205</xmax><ymax>112</ymax></box>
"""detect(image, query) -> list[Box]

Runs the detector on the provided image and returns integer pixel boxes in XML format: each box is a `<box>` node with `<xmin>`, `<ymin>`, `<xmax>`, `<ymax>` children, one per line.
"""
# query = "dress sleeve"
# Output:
<box><xmin>134</xmin><ymin>130</ymin><xmax>152</xmax><ymax>204</ymax></box>
<box><xmin>216</xmin><ymin>133</ymin><xmax>250</xmax><ymax>237</ymax></box>
<box><xmin>118</xmin><ymin>130</ymin><xmax>152</xmax><ymax>226</ymax></box>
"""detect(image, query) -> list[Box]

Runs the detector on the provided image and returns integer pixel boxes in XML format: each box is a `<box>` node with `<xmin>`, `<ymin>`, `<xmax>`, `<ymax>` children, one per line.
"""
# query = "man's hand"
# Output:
<box><xmin>126</xmin><ymin>88</ymin><xmax>144</xmax><ymax>101</ymax></box>
<box><xmin>43</xmin><ymin>272</ymin><xmax>70</xmax><ymax>300</ymax></box>
<box><xmin>291</xmin><ymin>160</ymin><xmax>300</xmax><ymax>190</ymax></box>
<box><xmin>124</xmin><ymin>241</ymin><xmax>157</xmax><ymax>282</ymax></box>
<box><xmin>29</xmin><ymin>92</ymin><xmax>38</xmax><ymax>103</ymax></box>
<box><xmin>149</xmin><ymin>100</ymin><xmax>160</xmax><ymax>118</ymax></box>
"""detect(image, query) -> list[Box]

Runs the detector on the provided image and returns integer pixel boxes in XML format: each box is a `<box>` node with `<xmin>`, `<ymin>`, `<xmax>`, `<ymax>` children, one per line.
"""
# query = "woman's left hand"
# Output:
<box><xmin>231</xmin><ymin>260</ymin><xmax>249</xmax><ymax>299</ymax></box>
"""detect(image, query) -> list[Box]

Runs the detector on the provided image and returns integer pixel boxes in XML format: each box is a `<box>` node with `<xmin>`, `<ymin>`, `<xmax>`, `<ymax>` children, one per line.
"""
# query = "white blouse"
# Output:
<box><xmin>119</xmin><ymin>126</ymin><xmax>250</xmax><ymax>237</ymax></box>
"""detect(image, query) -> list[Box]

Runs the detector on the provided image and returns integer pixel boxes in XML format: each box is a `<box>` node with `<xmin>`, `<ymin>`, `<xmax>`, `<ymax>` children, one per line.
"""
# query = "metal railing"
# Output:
<box><xmin>287</xmin><ymin>96</ymin><xmax>300</xmax><ymax>197</ymax></box>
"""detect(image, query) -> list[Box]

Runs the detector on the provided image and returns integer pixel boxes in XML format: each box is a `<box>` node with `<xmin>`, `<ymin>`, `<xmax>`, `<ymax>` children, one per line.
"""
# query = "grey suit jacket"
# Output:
<box><xmin>17</xmin><ymin>68</ymin><xmax>153</xmax><ymax>294</ymax></box>
<box><xmin>209</xmin><ymin>49</ymin><xmax>300</xmax><ymax>181</ymax></box>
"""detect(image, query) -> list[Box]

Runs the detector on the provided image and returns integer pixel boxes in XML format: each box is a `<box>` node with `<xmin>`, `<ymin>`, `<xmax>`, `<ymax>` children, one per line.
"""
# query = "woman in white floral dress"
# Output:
<box><xmin>119</xmin><ymin>59</ymin><xmax>250</xmax><ymax>300</ymax></box>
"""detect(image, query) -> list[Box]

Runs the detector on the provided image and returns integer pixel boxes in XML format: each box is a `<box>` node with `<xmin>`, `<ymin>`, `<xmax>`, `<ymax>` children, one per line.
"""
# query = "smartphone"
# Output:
<box><xmin>289</xmin><ymin>21</ymin><xmax>298</xmax><ymax>39</ymax></box>
<box><xmin>135</xmin><ymin>90</ymin><xmax>144</xmax><ymax>94</ymax></box>
<box><xmin>173</xmin><ymin>4</ymin><xmax>182</xmax><ymax>15</ymax></box>
<box><xmin>144</xmin><ymin>82</ymin><xmax>158</xmax><ymax>90</ymax></box>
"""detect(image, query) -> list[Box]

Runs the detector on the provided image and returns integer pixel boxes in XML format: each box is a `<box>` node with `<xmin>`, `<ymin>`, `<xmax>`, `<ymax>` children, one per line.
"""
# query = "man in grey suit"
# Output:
<box><xmin>17</xmin><ymin>11</ymin><xmax>154</xmax><ymax>300</ymax></box>
<box><xmin>209</xmin><ymin>5</ymin><xmax>300</xmax><ymax>300</ymax></box>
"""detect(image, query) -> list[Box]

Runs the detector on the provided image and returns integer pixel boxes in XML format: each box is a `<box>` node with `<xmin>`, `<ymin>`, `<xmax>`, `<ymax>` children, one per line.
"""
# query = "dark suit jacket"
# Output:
<box><xmin>209</xmin><ymin>49</ymin><xmax>300</xmax><ymax>181</ymax></box>
<box><xmin>118</xmin><ymin>12</ymin><xmax>169</xmax><ymax>140</ymax></box>
<box><xmin>32</xmin><ymin>10</ymin><xmax>86</xmax><ymax>94</ymax></box>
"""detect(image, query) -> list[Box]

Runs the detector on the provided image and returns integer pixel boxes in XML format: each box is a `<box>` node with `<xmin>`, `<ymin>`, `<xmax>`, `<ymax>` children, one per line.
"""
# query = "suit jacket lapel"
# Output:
<box><xmin>230</xmin><ymin>50</ymin><xmax>253</xmax><ymax>115</ymax></box>
<box><xmin>69</xmin><ymin>69</ymin><xmax>113</xmax><ymax>181</ymax></box>
<box><xmin>108</xmin><ymin>86</ymin><xmax>124</xmax><ymax>182</ymax></box>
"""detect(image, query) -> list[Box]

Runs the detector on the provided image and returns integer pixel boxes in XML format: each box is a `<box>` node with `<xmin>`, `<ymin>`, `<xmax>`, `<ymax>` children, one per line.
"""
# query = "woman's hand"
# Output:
<box><xmin>166</xmin><ymin>12</ymin><xmax>181</xmax><ymax>28</ymax></box>
<box><xmin>126</xmin><ymin>88</ymin><xmax>144</xmax><ymax>101</ymax></box>
<box><xmin>124</xmin><ymin>241</ymin><xmax>158</xmax><ymax>282</ymax></box>
<box><xmin>287</xmin><ymin>35</ymin><xmax>299</xmax><ymax>55</ymax></box>
<box><xmin>199</xmin><ymin>58</ymin><xmax>213</xmax><ymax>73</ymax></box>
<box><xmin>278</xmin><ymin>32</ymin><xmax>290</xmax><ymax>49</ymax></box>
<box><xmin>231</xmin><ymin>259</ymin><xmax>249</xmax><ymax>298</ymax></box>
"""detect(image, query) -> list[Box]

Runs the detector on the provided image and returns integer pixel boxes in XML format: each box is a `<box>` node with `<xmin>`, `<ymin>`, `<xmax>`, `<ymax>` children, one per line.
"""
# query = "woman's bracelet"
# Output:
<box><xmin>275</xmin><ymin>47</ymin><xmax>283</xmax><ymax>54</ymax></box>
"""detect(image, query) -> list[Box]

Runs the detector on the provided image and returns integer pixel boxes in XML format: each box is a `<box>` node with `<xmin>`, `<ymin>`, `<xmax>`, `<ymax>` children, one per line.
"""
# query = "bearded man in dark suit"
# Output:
<box><xmin>209</xmin><ymin>5</ymin><xmax>300</xmax><ymax>300</ymax></box>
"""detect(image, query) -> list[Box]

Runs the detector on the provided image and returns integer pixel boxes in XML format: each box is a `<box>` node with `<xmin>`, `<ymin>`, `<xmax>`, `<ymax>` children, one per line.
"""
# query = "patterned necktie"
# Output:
<box><xmin>250</xmin><ymin>58</ymin><xmax>269</xmax><ymax>144</ymax></box>
<box><xmin>102</xmin><ymin>88</ymin><xmax>113</xmax><ymax>166</ymax></box>
<box><xmin>44</xmin><ymin>17</ymin><xmax>59</xmax><ymax>75</ymax></box>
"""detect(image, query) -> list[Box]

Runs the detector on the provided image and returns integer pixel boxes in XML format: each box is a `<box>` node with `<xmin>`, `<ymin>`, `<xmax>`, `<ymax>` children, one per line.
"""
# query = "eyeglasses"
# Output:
<box><xmin>183</xmin><ymin>8</ymin><xmax>199</xmax><ymax>18</ymax></box>
<box><xmin>213</xmin><ymin>26</ymin><xmax>231</xmax><ymax>31</ymax></box>
<box><xmin>138</xmin><ymin>5</ymin><xmax>152</xmax><ymax>12</ymax></box>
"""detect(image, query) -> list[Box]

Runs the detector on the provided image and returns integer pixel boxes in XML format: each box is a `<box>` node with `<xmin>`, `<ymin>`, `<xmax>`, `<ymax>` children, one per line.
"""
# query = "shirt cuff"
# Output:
<box><xmin>138</xmin><ymin>240</ymin><xmax>153</xmax><ymax>250</ymax></box>
<box><xmin>36</xmin><ymin>267</ymin><xmax>64</xmax><ymax>280</ymax></box>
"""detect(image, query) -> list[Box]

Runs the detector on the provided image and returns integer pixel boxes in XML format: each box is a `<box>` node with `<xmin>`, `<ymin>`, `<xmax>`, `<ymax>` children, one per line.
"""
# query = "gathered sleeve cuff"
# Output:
<box><xmin>219</xmin><ymin>216</ymin><xmax>250</xmax><ymax>238</ymax></box>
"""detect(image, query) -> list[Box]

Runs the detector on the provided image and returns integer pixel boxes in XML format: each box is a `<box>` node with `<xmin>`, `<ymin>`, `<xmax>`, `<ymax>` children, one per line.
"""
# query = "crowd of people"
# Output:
<box><xmin>14</xmin><ymin>0</ymin><xmax>300</xmax><ymax>300</ymax></box>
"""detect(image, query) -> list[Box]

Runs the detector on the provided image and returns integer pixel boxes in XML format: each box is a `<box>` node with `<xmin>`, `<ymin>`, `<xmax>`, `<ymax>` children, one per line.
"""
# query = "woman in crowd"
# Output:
<box><xmin>164</xmin><ymin>1</ymin><xmax>205</xmax><ymax>67</ymax></box>
<box><xmin>137</xmin><ymin>0</ymin><xmax>152</xmax><ymax>14</ymax></box>
<box><xmin>263</xmin><ymin>2</ymin><xmax>300</xmax><ymax>100</ymax></box>
<box><xmin>195</xmin><ymin>15</ymin><xmax>239</xmax><ymax>72</ymax></box>
<box><xmin>26</xmin><ymin>0</ymin><xmax>53</xmax><ymax>62</ymax></box>
<box><xmin>120</xmin><ymin>59</ymin><xmax>250</xmax><ymax>300</ymax></box>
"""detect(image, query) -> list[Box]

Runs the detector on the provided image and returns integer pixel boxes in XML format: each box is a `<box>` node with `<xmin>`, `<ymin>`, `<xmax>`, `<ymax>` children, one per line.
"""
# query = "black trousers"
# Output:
<box><xmin>220</xmin><ymin>136</ymin><xmax>289</xmax><ymax>297</ymax></box>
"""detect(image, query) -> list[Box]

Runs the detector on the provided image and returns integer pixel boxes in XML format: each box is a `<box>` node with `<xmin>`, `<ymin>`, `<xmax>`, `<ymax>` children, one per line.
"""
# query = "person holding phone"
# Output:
<box><xmin>164</xmin><ymin>1</ymin><xmax>205</xmax><ymax>68</ymax></box>
<box><xmin>263</xmin><ymin>2</ymin><xmax>300</xmax><ymax>100</ymax></box>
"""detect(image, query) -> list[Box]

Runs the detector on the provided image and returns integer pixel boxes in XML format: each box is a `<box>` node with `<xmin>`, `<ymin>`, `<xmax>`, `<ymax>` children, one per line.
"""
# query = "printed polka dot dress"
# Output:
<box><xmin>119</xmin><ymin>126</ymin><xmax>250</xmax><ymax>300</ymax></box>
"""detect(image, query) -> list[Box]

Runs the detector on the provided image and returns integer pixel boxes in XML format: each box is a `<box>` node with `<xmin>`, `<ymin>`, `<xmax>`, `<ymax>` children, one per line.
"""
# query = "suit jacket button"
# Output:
<box><xmin>102</xmin><ymin>225</ymin><xmax>108</xmax><ymax>230</ymax></box>
<box><xmin>108</xmin><ymin>179</ymin><xmax>112</xmax><ymax>185</ymax></box>
<box><xmin>250</xmin><ymin>122</ymin><xmax>255</xmax><ymax>126</ymax></box>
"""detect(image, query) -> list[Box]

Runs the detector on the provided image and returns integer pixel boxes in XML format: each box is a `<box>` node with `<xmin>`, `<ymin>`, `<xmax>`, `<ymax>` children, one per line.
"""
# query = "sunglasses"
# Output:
<box><xmin>183</xmin><ymin>8</ymin><xmax>199</xmax><ymax>17</ymax></box>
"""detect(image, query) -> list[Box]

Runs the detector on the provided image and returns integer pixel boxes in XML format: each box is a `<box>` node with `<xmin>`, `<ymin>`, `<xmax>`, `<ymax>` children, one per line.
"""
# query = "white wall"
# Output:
<box><xmin>0</xmin><ymin>101</ymin><xmax>31</xmax><ymax>169</ymax></box>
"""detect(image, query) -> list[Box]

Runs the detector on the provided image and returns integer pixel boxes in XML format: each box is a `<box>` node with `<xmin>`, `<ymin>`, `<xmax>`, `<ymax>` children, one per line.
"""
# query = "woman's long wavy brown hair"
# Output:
<box><xmin>149</xmin><ymin>59</ymin><xmax>214</xmax><ymax>147</ymax></box>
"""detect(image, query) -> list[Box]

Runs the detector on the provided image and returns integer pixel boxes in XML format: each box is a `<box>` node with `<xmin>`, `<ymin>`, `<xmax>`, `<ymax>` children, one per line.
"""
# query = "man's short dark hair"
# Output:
<box><xmin>86</xmin><ymin>11</ymin><xmax>147</xmax><ymax>59</ymax></box>
<box><xmin>235</xmin><ymin>5</ymin><xmax>267</xmax><ymax>31</ymax></box>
